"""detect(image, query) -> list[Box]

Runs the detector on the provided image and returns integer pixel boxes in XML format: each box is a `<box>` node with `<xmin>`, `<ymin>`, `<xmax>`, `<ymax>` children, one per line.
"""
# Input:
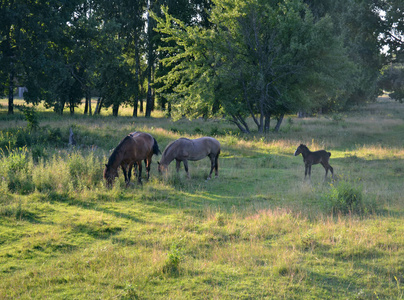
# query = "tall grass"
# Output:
<box><xmin>0</xmin><ymin>97</ymin><xmax>403</xmax><ymax>299</ymax></box>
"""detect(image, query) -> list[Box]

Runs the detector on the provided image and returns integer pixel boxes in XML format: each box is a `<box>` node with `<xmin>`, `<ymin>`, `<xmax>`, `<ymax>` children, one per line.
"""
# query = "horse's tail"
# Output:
<box><xmin>153</xmin><ymin>138</ymin><xmax>161</xmax><ymax>155</ymax></box>
<box><xmin>327</xmin><ymin>152</ymin><xmax>331</xmax><ymax>158</ymax></box>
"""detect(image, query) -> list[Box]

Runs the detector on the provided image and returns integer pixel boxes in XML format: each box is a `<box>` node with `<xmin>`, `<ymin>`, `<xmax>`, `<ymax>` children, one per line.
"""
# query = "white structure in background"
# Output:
<box><xmin>18</xmin><ymin>87</ymin><xmax>28</xmax><ymax>98</ymax></box>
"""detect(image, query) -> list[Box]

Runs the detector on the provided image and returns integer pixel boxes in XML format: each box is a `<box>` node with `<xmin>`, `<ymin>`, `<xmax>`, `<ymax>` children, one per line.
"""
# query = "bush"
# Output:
<box><xmin>162</xmin><ymin>243</ymin><xmax>184</xmax><ymax>275</ymax></box>
<box><xmin>324</xmin><ymin>181</ymin><xmax>363</xmax><ymax>214</ymax></box>
<box><xmin>0</xmin><ymin>147</ymin><xmax>35</xmax><ymax>194</ymax></box>
<box><xmin>20</xmin><ymin>106</ymin><xmax>39</xmax><ymax>131</ymax></box>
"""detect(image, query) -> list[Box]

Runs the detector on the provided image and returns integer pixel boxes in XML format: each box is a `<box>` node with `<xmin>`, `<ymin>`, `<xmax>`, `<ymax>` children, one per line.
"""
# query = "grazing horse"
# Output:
<box><xmin>294</xmin><ymin>144</ymin><xmax>334</xmax><ymax>180</ymax></box>
<box><xmin>104</xmin><ymin>132</ymin><xmax>160</xmax><ymax>187</ymax></box>
<box><xmin>158</xmin><ymin>137</ymin><xmax>220</xmax><ymax>179</ymax></box>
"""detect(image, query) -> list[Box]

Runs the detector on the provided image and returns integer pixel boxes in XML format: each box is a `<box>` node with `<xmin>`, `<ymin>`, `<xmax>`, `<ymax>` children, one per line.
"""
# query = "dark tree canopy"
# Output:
<box><xmin>0</xmin><ymin>0</ymin><xmax>399</xmax><ymax>127</ymax></box>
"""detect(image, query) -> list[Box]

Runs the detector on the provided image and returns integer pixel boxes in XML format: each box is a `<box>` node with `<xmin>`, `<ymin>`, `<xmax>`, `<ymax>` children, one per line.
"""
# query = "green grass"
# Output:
<box><xmin>0</xmin><ymin>97</ymin><xmax>403</xmax><ymax>299</ymax></box>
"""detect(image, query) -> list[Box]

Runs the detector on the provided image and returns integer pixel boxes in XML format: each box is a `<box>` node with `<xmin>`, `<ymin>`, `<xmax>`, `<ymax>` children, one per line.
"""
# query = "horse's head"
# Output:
<box><xmin>103</xmin><ymin>164</ymin><xmax>118</xmax><ymax>188</ymax></box>
<box><xmin>294</xmin><ymin>144</ymin><xmax>307</xmax><ymax>156</ymax></box>
<box><xmin>157</xmin><ymin>161</ymin><xmax>168</xmax><ymax>174</ymax></box>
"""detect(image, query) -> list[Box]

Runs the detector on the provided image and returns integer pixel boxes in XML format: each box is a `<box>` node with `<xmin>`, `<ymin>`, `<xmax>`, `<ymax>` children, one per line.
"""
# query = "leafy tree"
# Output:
<box><xmin>379</xmin><ymin>64</ymin><xmax>404</xmax><ymax>102</ymax></box>
<box><xmin>156</xmin><ymin>0</ymin><xmax>353</xmax><ymax>133</ymax></box>
<box><xmin>0</xmin><ymin>0</ymin><xmax>29</xmax><ymax>114</ymax></box>
<box><xmin>18</xmin><ymin>0</ymin><xmax>89</xmax><ymax>114</ymax></box>
<box><xmin>375</xmin><ymin>0</ymin><xmax>403</xmax><ymax>62</ymax></box>
<box><xmin>304</xmin><ymin>0</ymin><xmax>385</xmax><ymax>109</ymax></box>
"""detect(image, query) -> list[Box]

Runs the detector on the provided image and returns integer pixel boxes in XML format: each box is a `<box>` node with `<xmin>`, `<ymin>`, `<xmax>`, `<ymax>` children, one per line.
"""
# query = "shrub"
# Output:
<box><xmin>0</xmin><ymin>147</ymin><xmax>35</xmax><ymax>194</ymax></box>
<box><xmin>325</xmin><ymin>181</ymin><xmax>363</xmax><ymax>214</ymax></box>
<box><xmin>21</xmin><ymin>106</ymin><xmax>39</xmax><ymax>131</ymax></box>
<box><xmin>67</xmin><ymin>151</ymin><xmax>101</xmax><ymax>190</ymax></box>
<box><xmin>162</xmin><ymin>243</ymin><xmax>184</xmax><ymax>275</ymax></box>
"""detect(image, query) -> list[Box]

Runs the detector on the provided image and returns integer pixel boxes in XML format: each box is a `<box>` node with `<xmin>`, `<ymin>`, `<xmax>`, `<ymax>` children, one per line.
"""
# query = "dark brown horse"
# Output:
<box><xmin>158</xmin><ymin>137</ymin><xmax>220</xmax><ymax>180</ymax></box>
<box><xmin>104</xmin><ymin>132</ymin><xmax>160</xmax><ymax>187</ymax></box>
<box><xmin>294</xmin><ymin>144</ymin><xmax>334</xmax><ymax>180</ymax></box>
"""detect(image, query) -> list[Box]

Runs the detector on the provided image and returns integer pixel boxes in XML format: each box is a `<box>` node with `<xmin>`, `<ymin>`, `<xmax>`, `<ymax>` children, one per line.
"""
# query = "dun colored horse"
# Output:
<box><xmin>104</xmin><ymin>132</ymin><xmax>160</xmax><ymax>187</ymax></box>
<box><xmin>294</xmin><ymin>144</ymin><xmax>334</xmax><ymax>180</ymax></box>
<box><xmin>158</xmin><ymin>137</ymin><xmax>220</xmax><ymax>179</ymax></box>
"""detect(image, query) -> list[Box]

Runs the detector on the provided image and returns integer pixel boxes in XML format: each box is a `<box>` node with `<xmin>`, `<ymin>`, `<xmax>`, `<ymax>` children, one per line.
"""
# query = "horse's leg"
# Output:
<box><xmin>304</xmin><ymin>164</ymin><xmax>308</xmax><ymax>180</ymax></box>
<box><xmin>308</xmin><ymin>164</ymin><xmax>312</xmax><ymax>181</ymax></box>
<box><xmin>183</xmin><ymin>159</ymin><xmax>190</xmax><ymax>179</ymax></box>
<box><xmin>329</xmin><ymin>165</ymin><xmax>334</xmax><ymax>179</ymax></box>
<box><xmin>214</xmin><ymin>153</ymin><xmax>219</xmax><ymax>178</ymax></box>
<box><xmin>137</xmin><ymin>161</ymin><xmax>143</xmax><ymax>184</ymax></box>
<box><xmin>133</xmin><ymin>163</ymin><xmax>138</xmax><ymax>178</ymax></box>
<box><xmin>321</xmin><ymin>162</ymin><xmax>328</xmax><ymax>180</ymax></box>
<box><xmin>207</xmin><ymin>155</ymin><xmax>215</xmax><ymax>180</ymax></box>
<box><xmin>176</xmin><ymin>159</ymin><xmax>181</xmax><ymax>173</ymax></box>
<box><xmin>145</xmin><ymin>158</ymin><xmax>150</xmax><ymax>180</ymax></box>
<box><xmin>121</xmin><ymin>165</ymin><xmax>129</xmax><ymax>185</ymax></box>
<box><xmin>127</xmin><ymin>164</ymin><xmax>133</xmax><ymax>186</ymax></box>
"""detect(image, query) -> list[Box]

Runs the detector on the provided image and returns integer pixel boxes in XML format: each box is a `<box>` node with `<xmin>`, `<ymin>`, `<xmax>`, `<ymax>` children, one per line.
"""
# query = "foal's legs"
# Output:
<box><xmin>321</xmin><ymin>162</ymin><xmax>334</xmax><ymax>180</ymax></box>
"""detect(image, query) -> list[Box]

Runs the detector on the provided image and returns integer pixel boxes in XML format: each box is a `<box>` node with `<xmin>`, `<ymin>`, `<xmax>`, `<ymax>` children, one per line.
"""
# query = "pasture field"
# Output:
<box><xmin>0</xmin><ymin>97</ymin><xmax>403</xmax><ymax>299</ymax></box>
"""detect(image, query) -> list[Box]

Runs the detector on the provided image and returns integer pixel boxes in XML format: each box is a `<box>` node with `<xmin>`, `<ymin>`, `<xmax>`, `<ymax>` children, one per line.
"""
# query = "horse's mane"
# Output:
<box><xmin>162</xmin><ymin>138</ymin><xmax>190</xmax><ymax>156</ymax></box>
<box><xmin>107</xmin><ymin>135</ymin><xmax>131</xmax><ymax>166</ymax></box>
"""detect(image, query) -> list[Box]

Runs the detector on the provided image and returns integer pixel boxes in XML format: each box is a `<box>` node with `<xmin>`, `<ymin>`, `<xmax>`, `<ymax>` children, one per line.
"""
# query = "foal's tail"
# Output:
<box><xmin>153</xmin><ymin>138</ymin><xmax>161</xmax><ymax>155</ymax></box>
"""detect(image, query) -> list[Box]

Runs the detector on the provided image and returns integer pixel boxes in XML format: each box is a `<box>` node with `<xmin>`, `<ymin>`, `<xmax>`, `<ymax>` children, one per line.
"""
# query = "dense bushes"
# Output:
<box><xmin>0</xmin><ymin>147</ymin><xmax>104</xmax><ymax>195</ymax></box>
<box><xmin>0</xmin><ymin>127</ymin><xmax>66</xmax><ymax>153</ymax></box>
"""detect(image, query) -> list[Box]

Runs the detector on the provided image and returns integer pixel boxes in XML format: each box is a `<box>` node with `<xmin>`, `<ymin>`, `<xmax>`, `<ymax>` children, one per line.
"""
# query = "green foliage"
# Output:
<box><xmin>0</xmin><ymin>100</ymin><xmax>403</xmax><ymax>299</ymax></box>
<box><xmin>324</xmin><ymin>181</ymin><xmax>364</xmax><ymax>214</ymax></box>
<box><xmin>20</xmin><ymin>106</ymin><xmax>39</xmax><ymax>131</ymax></box>
<box><xmin>379</xmin><ymin>64</ymin><xmax>404</xmax><ymax>102</ymax></box>
<box><xmin>0</xmin><ymin>147</ymin><xmax>34</xmax><ymax>194</ymax></box>
<box><xmin>162</xmin><ymin>243</ymin><xmax>184</xmax><ymax>275</ymax></box>
<box><xmin>155</xmin><ymin>0</ymin><xmax>355</xmax><ymax>133</ymax></box>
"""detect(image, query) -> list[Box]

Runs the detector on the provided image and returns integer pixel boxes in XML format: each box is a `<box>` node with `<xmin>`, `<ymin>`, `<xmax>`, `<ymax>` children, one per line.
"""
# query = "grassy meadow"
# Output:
<box><xmin>0</xmin><ymin>97</ymin><xmax>403</xmax><ymax>299</ymax></box>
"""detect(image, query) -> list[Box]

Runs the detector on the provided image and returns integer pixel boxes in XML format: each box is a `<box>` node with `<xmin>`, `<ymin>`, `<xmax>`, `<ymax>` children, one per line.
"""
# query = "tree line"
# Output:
<box><xmin>0</xmin><ymin>0</ymin><xmax>402</xmax><ymax>132</ymax></box>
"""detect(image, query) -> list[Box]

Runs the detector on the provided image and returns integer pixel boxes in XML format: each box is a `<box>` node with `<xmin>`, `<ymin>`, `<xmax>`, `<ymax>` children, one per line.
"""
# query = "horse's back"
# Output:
<box><xmin>197</xmin><ymin>136</ymin><xmax>220</xmax><ymax>149</ymax></box>
<box><xmin>314</xmin><ymin>150</ymin><xmax>331</xmax><ymax>163</ymax></box>
<box><xmin>122</xmin><ymin>132</ymin><xmax>156</xmax><ymax>159</ymax></box>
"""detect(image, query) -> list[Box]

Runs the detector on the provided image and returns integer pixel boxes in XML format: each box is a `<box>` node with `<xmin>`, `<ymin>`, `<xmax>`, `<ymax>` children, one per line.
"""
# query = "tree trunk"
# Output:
<box><xmin>57</xmin><ymin>100</ymin><xmax>65</xmax><ymax>115</ymax></box>
<box><xmin>264</xmin><ymin>112</ymin><xmax>271</xmax><ymax>133</ymax></box>
<box><xmin>230</xmin><ymin>113</ymin><xmax>250</xmax><ymax>134</ymax></box>
<box><xmin>8</xmin><ymin>68</ymin><xmax>14</xmax><ymax>115</ymax></box>
<box><xmin>112</xmin><ymin>104</ymin><xmax>119</xmax><ymax>116</ymax></box>
<box><xmin>258</xmin><ymin>113</ymin><xmax>264</xmax><ymax>133</ymax></box>
<box><xmin>95</xmin><ymin>96</ymin><xmax>103</xmax><ymax>115</ymax></box>
<box><xmin>84</xmin><ymin>89</ymin><xmax>91</xmax><ymax>115</ymax></box>
<box><xmin>133</xmin><ymin>37</ymin><xmax>140</xmax><ymax>117</ymax></box>
<box><xmin>87</xmin><ymin>91</ymin><xmax>92</xmax><ymax>115</ymax></box>
<box><xmin>274</xmin><ymin>114</ymin><xmax>284</xmax><ymax>132</ymax></box>
<box><xmin>145</xmin><ymin>0</ymin><xmax>153</xmax><ymax>118</ymax></box>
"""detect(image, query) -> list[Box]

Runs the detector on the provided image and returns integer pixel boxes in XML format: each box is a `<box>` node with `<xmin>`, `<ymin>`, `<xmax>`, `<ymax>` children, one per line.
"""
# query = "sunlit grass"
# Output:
<box><xmin>0</xmin><ymin>97</ymin><xmax>403</xmax><ymax>299</ymax></box>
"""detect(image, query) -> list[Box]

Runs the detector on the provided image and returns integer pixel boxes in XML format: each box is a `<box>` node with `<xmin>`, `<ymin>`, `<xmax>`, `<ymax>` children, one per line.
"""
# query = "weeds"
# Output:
<box><xmin>162</xmin><ymin>242</ymin><xmax>184</xmax><ymax>275</ymax></box>
<box><xmin>0</xmin><ymin>99</ymin><xmax>403</xmax><ymax>299</ymax></box>
<box><xmin>322</xmin><ymin>180</ymin><xmax>364</xmax><ymax>214</ymax></box>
